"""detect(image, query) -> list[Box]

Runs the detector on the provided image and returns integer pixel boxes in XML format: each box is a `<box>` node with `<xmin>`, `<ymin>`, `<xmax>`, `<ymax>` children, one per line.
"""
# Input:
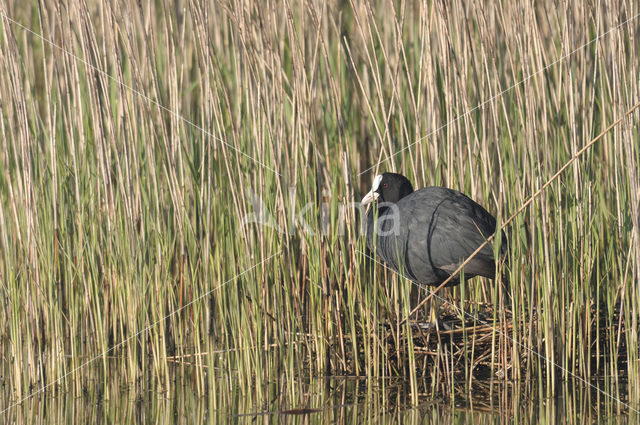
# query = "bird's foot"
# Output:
<box><xmin>414</xmin><ymin>318</ymin><xmax>452</xmax><ymax>332</ymax></box>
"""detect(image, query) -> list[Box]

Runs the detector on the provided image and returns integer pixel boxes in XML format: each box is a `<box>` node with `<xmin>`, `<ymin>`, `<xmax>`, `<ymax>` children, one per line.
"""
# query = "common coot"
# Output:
<box><xmin>361</xmin><ymin>172</ymin><xmax>507</xmax><ymax>322</ymax></box>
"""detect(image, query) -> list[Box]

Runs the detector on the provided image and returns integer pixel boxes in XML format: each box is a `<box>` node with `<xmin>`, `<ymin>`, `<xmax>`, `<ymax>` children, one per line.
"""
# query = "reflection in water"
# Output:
<box><xmin>4</xmin><ymin>369</ymin><xmax>637</xmax><ymax>424</ymax></box>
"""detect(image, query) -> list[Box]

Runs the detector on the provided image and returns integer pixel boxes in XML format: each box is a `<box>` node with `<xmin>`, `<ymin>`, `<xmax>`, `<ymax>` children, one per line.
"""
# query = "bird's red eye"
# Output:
<box><xmin>383</xmin><ymin>183</ymin><xmax>388</xmax><ymax>188</ymax></box>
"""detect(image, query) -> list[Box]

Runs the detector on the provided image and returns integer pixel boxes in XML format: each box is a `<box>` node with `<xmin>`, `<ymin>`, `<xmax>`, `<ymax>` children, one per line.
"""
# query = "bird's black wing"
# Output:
<box><xmin>401</xmin><ymin>187</ymin><xmax>503</xmax><ymax>281</ymax></box>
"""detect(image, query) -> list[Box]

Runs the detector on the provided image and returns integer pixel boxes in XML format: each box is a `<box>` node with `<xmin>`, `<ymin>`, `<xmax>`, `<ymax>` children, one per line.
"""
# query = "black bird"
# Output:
<box><xmin>361</xmin><ymin>173</ymin><xmax>507</xmax><ymax>322</ymax></box>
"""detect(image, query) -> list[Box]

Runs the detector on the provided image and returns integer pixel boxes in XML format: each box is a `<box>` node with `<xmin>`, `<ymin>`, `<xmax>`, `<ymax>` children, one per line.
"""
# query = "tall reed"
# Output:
<box><xmin>0</xmin><ymin>0</ymin><xmax>638</xmax><ymax>411</ymax></box>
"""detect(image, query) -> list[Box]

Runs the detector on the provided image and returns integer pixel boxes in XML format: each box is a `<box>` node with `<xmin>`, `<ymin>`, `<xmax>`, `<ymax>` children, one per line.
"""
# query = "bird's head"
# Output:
<box><xmin>361</xmin><ymin>172</ymin><xmax>414</xmax><ymax>206</ymax></box>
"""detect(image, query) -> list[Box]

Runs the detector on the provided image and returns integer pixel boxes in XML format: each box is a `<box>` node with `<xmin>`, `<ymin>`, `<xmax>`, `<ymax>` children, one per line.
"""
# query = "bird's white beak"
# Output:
<box><xmin>361</xmin><ymin>174</ymin><xmax>383</xmax><ymax>206</ymax></box>
<box><xmin>361</xmin><ymin>190</ymin><xmax>379</xmax><ymax>206</ymax></box>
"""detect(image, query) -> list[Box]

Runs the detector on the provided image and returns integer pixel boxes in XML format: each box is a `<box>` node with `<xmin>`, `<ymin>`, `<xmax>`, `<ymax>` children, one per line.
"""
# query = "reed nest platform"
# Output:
<box><xmin>372</xmin><ymin>299</ymin><xmax>634</xmax><ymax>382</ymax></box>
<box><xmin>379</xmin><ymin>301</ymin><xmax>522</xmax><ymax>380</ymax></box>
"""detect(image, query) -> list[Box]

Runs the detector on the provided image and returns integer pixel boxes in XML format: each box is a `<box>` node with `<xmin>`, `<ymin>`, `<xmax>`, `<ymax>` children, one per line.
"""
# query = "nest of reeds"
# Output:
<box><xmin>382</xmin><ymin>301</ymin><xmax>521</xmax><ymax>380</ymax></box>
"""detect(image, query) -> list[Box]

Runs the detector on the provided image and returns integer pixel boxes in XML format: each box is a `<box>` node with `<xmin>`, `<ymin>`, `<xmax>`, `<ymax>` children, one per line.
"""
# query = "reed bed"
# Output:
<box><xmin>0</xmin><ymin>0</ymin><xmax>639</xmax><ymax>413</ymax></box>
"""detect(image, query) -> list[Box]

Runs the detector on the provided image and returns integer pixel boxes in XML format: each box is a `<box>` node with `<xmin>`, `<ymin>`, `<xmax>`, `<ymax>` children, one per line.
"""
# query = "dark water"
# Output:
<box><xmin>3</xmin><ymin>371</ymin><xmax>637</xmax><ymax>424</ymax></box>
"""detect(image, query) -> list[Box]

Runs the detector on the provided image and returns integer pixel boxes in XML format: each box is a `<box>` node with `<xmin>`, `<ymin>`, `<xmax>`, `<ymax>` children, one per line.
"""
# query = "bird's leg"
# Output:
<box><xmin>426</xmin><ymin>294</ymin><xmax>451</xmax><ymax>331</ymax></box>
<box><xmin>411</xmin><ymin>286</ymin><xmax>450</xmax><ymax>331</ymax></box>
<box><xmin>427</xmin><ymin>296</ymin><xmax>438</xmax><ymax>327</ymax></box>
